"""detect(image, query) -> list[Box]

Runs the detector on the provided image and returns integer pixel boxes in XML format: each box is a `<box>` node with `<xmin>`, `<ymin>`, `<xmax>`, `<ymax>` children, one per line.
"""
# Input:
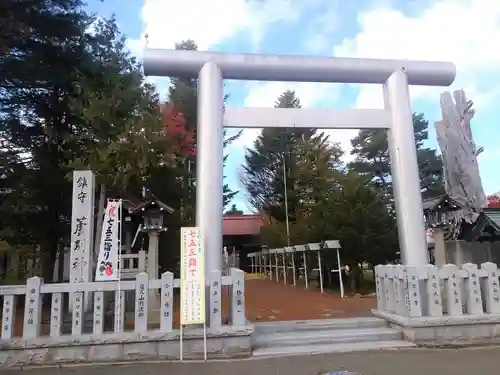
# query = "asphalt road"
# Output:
<box><xmin>3</xmin><ymin>347</ymin><xmax>500</xmax><ymax>375</ymax></box>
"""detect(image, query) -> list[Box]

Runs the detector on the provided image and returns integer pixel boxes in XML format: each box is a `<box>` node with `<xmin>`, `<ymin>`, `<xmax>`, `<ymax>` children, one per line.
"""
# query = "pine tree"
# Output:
<box><xmin>349</xmin><ymin>113</ymin><xmax>444</xmax><ymax>199</ymax></box>
<box><xmin>0</xmin><ymin>0</ymin><xmax>90</xmax><ymax>280</ymax></box>
<box><xmin>242</xmin><ymin>90</ymin><xmax>319</xmax><ymax>222</ymax></box>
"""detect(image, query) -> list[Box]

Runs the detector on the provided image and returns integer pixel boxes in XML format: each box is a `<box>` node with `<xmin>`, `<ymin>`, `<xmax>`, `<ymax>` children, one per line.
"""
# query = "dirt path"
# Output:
<box><xmin>245</xmin><ymin>278</ymin><xmax>375</xmax><ymax>322</ymax></box>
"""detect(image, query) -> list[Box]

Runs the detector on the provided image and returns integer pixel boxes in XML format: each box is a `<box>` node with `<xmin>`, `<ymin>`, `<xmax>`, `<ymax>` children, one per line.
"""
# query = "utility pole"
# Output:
<box><xmin>283</xmin><ymin>155</ymin><xmax>291</xmax><ymax>246</ymax></box>
<box><xmin>281</xmin><ymin>132</ymin><xmax>291</xmax><ymax>247</ymax></box>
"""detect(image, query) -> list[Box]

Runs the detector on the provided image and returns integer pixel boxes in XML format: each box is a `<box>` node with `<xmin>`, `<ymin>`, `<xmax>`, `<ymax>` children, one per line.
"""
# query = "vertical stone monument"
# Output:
<box><xmin>65</xmin><ymin>170</ymin><xmax>96</xmax><ymax>333</ymax></box>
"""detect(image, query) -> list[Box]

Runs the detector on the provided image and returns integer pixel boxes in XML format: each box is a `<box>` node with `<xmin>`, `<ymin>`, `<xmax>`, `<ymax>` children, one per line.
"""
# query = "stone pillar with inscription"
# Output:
<box><xmin>147</xmin><ymin>231</ymin><xmax>161</xmax><ymax>323</ymax></box>
<box><xmin>65</xmin><ymin>171</ymin><xmax>96</xmax><ymax>332</ymax></box>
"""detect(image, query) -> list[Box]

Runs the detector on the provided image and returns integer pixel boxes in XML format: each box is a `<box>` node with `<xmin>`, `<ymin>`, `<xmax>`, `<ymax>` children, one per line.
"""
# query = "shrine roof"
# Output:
<box><xmin>128</xmin><ymin>196</ymin><xmax>175</xmax><ymax>215</ymax></box>
<box><xmin>422</xmin><ymin>194</ymin><xmax>463</xmax><ymax>213</ymax></box>
<box><xmin>223</xmin><ymin>214</ymin><xmax>263</xmax><ymax>236</ymax></box>
<box><xmin>463</xmin><ymin>208</ymin><xmax>500</xmax><ymax>241</ymax></box>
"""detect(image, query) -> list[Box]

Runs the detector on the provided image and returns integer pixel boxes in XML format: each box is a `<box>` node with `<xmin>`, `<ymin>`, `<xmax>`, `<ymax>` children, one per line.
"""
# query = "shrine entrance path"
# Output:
<box><xmin>244</xmin><ymin>278</ymin><xmax>376</xmax><ymax>322</ymax></box>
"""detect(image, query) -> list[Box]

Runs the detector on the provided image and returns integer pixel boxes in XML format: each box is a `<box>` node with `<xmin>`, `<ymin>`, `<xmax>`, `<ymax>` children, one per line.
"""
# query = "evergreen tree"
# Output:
<box><xmin>349</xmin><ymin>113</ymin><xmax>444</xmax><ymax>199</ymax></box>
<box><xmin>242</xmin><ymin>90</ymin><xmax>322</xmax><ymax>222</ymax></box>
<box><xmin>224</xmin><ymin>204</ymin><xmax>244</xmax><ymax>215</ymax></box>
<box><xmin>0</xmin><ymin>0</ymin><xmax>90</xmax><ymax>280</ymax></box>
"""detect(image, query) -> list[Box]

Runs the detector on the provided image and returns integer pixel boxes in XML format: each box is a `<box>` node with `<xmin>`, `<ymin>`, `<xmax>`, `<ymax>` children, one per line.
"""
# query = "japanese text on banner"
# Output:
<box><xmin>95</xmin><ymin>200</ymin><xmax>121</xmax><ymax>281</ymax></box>
<box><xmin>180</xmin><ymin>227</ymin><xmax>206</xmax><ymax>325</ymax></box>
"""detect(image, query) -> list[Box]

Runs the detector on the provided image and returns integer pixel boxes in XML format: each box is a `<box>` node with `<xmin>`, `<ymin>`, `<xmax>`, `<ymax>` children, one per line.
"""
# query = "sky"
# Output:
<box><xmin>87</xmin><ymin>0</ymin><xmax>500</xmax><ymax>212</ymax></box>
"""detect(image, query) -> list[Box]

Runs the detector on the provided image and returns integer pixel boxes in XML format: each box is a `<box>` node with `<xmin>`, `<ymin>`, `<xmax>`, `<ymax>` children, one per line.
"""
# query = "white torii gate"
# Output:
<box><xmin>143</xmin><ymin>49</ymin><xmax>456</xmax><ymax>281</ymax></box>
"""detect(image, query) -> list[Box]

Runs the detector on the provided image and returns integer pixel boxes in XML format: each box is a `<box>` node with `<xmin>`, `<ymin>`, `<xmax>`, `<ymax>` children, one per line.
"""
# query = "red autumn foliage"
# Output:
<box><xmin>161</xmin><ymin>102</ymin><xmax>196</xmax><ymax>157</ymax></box>
<box><xmin>487</xmin><ymin>194</ymin><xmax>500</xmax><ymax>208</ymax></box>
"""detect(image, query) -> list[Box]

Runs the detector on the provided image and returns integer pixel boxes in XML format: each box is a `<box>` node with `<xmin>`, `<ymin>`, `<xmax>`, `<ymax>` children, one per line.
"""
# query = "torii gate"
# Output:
<box><xmin>143</xmin><ymin>49</ymin><xmax>456</xmax><ymax>276</ymax></box>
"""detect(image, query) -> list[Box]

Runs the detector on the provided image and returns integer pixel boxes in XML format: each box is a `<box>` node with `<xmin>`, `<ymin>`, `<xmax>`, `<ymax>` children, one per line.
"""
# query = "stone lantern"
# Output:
<box><xmin>130</xmin><ymin>197</ymin><xmax>174</xmax><ymax>322</ymax></box>
<box><xmin>422</xmin><ymin>194</ymin><xmax>463</xmax><ymax>266</ymax></box>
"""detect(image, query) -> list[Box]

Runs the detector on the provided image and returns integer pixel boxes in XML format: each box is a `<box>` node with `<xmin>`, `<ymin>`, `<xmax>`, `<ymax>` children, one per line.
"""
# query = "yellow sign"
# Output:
<box><xmin>180</xmin><ymin>227</ymin><xmax>206</xmax><ymax>325</ymax></box>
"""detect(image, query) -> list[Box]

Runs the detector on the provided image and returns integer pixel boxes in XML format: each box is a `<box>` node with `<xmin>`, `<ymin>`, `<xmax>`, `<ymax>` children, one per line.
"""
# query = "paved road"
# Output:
<box><xmin>3</xmin><ymin>347</ymin><xmax>500</xmax><ymax>375</ymax></box>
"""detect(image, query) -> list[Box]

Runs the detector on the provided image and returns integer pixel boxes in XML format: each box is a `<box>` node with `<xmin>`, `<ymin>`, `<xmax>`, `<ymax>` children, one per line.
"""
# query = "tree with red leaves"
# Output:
<box><xmin>161</xmin><ymin>102</ymin><xmax>196</xmax><ymax>157</ymax></box>
<box><xmin>487</xmin><ymin>194</ymin><xmax>500</xmax><ymax>208</ymax></box>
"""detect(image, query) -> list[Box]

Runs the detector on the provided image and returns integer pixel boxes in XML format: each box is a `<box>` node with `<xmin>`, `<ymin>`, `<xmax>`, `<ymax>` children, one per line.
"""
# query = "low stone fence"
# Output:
<box><xmin>0</xmin><ymin>268</ymin><xmax>251</xmax><ymax>366</ymax></box>
<box><xmin>373</xmin><ymin>262</ymin><xmax>500</xmax><ymax>344</ymax></box>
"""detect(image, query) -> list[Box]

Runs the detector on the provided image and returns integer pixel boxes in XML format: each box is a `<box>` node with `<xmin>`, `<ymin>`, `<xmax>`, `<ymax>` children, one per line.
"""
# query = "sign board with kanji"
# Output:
<box><xmin>180</xmin><ymin>227</ymin><xmax>206</xmax><ymax>325</ymax></box>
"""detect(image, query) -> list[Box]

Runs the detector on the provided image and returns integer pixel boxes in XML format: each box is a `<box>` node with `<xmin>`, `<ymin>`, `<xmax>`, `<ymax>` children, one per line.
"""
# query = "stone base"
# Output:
<box><xmin>0</xmin><ymin>325</ymin><xmax>253</xmax><ymax>367</ymax></box>
<box><xmin>372</xmin><ymin>309</ymin><xmax>500</xmax><ymax>345</ymax></box>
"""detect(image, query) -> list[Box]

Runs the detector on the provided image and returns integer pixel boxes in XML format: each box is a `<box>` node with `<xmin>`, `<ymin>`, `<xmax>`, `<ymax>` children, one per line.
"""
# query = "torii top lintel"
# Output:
<box><xmin>143</xmin><ymin>49</ymin><xmax>456</xmax><ymax>86</ymax></box>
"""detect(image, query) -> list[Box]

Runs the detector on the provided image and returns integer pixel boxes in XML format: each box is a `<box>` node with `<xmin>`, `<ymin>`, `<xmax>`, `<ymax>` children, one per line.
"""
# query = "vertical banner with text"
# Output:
<box><xmin>95</xmin><ymin>199</ymin><xmax>121</xmax><ymax>281</ymax></box>
<box><xmin>180</xmin><ymin>227</ymin><xmax>206</xmax><ymax>325</ymax></box>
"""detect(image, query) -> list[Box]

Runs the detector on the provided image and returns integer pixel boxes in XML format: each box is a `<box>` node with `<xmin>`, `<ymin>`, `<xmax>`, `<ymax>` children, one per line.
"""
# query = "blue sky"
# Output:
<box><xmin>87</xmin><ymin>0</ymin><xmax>500</xmax><ymax>211</ymax></box>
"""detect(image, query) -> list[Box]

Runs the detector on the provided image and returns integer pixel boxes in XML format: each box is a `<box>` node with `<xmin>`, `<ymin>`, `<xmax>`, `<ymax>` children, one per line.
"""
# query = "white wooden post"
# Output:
<box><xmin>2</xmin><ymin>295</ymin><xmax>16</xmax><ymax>339</ymax></box>
<box><xmin>210</xmin><ymin>270</ymin><xmax>222</xmax><ymax>328</ymax></box>
<box><xmin>250</xmin><ymin>255</ymin><xmax>254</xmax><ymax>274</ymax></box>
<box><xmin>480</xmin><ymin>262</ymin><xmax>500</xmax><ymax>313</ymax></box>
<box><xmin>424</xmin><ymin>264</ymin><xmax>443</xmax><ymax>317</ymax></box>
<box><xmin>461</xmin><ymin>263</ymin><xmax>485</xmax><ymax>315</ymax></box>
<box><xmin>269</xmin><ymin>252</ymin><xmax>274</xmax><ymax>280</ymax></box>
<box><xmin>336</xmin><ymin>248</ymin><xmax>344</xmax><ymax>299</ymax></box>
<box><xmin>374</xmin><ymin>265</ymin><xmax>386</xmax><ymax>311</ymax></box>
<box><xmin>303</xmin><ymin>252</ymin><xmax>308</xmax><ymax>289</ymax></box>
<box><xmin>24</xmin><ymin>277</ymin><xmax>42</xmax><ymax>339</ymax></box>
<box><xmin>230</xmin><ymin>268</ymin><xmax>245</xmax><ymax>326</ymax></box>
<box><xmin>135</xmin><ymin>272</ymin><xmax>149</xmax><ymax>332</ymax></box>
<box><xmin>439</xmin><ymin>264</ymin><xmax>465</xmax><ymax>316</ymax></box>
<box><xmin>317</xmin><ymin>250</ymin><xmax>324</xmax><ymax>294</ymax></box>
<box><xmin>93</xmin><ymin>291</ymin><xmax>104</xmax><ymax>334</ymax></box>
<box><xmin>281</xmin><ymin>251</ymin><xmax>287</xmax><ymax>285</ymax></box>
<box><xmin>291</xmin><ymin>250</ymin><xmax>296</xmax><ymax>287</ymax></box>
<box><xmin>160</xmin><ymin>271</ymin><xmax>174</xmax><ymax>331</ymax></box>
<box><xmin>274</xmin><ymin>250</ymin><xmax>280</xmax><ymax>283</ymax></box>
<box><xmin>400</xmin><ymin>266</ymin><xmax>424</xmax><ymax>318</ymax></box>
<box><xmin>50</xmin><ymin>292</ymin><xmax>63</xmax><ymax>337</ymax></box>
<box><xmin>264</xmin><ymin>252</ymin><xmax>269</xmax><ymax>278</ymax></box>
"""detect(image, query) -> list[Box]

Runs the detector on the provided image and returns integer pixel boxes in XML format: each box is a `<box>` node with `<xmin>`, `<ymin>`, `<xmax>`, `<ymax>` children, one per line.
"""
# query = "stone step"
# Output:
<box><xmin>253</xmin><ymin>317</ymin><xmax>387</xmax><ymax>334</ymax></box>
<box><xmin>252</xmin><ymin>340</ymin><xmax>416</xmax><ymax>358</ymax></box>
<box><xmin>253</xmin><ymin>327</ymin><xmax>401</xmax><ymax>348</ymax></box>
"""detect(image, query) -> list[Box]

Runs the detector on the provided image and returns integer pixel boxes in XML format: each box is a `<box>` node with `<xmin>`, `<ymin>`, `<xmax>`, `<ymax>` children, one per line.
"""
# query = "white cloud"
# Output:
<box><xmin>132</xmin><ymin>0</ymin><xmax>319</xmax><ymax>54</ymax></box>
<box><xmin>131</xmin><ymin>0</ymin><xmax>326</xmax><ymax>100</ymax></box>
<box><xmin>235</xmin><ymin>0</ymin><xmax>500</xmax><ymax>160</ymax></box>
<box><xmin>333</xmin><ymin>0</ymin><xmax>500</xmax><ymax>108</ymax></box>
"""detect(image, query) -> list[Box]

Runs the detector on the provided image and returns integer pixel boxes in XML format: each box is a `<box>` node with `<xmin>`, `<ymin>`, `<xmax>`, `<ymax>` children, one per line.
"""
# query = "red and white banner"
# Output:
<box><xmin>95</xmin><ymin>200</ymin><xmax>121</xmax><ymax>281</ymax></box>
